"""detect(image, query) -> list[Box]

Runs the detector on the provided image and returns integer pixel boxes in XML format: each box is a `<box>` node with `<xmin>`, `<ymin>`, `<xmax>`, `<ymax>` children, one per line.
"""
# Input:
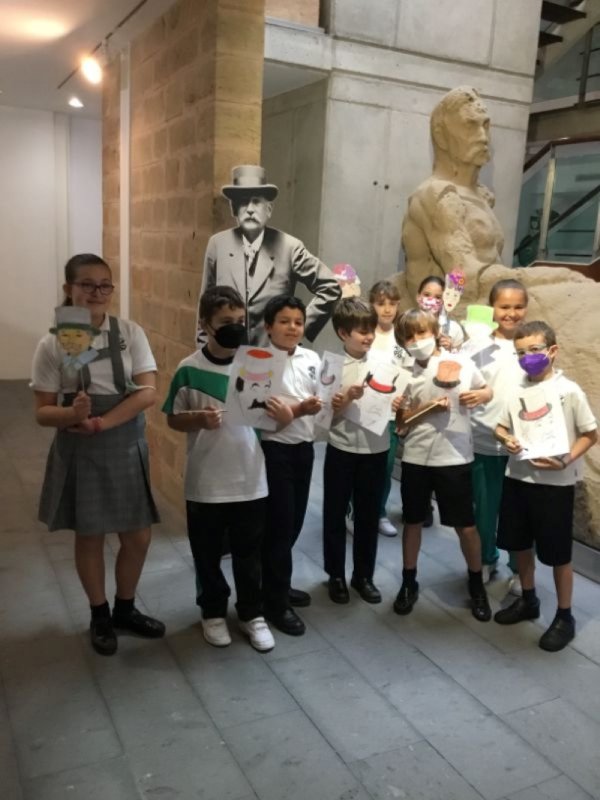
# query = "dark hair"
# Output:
<box><xmin>488</xmin><ymin>278</ymin><xmax>529</xmax><ymax>305</ymax></box>
<box><xmin>332</xmin><ymin>297</ymin><xmax>377</xmax><ymax>338</ymax></box>
<box><xmin>63</xmin><ymin>253</ymin><xmax>111</xmax><ymax>306</ymax></box>
<box><xmin>199</xmin><ymin>285</ymin><xmax>245</xmax><ymax>324</ymax></box>
<box><xmin>513</xmin><ymin>320</ymin><xmax>556</xmax><ymax>348</ymax></box>
<box><xmin>264</xmin><ymin>294</ymin><xmax>306</xmax><ymax>326</ymax></box>
<box><xmin>417</xmin><ymin>275</ymin><xmax>444</xmax><ymax>294</ymax></box>
<box><xmin>395</xmin><ymin>308</ymin><xmax>439</xmax><ymax>345</ymax></box>
<box><xmin>369</xmin><ymin>279</ymin><xmax>401</xmax><ymax>305</ymax></box>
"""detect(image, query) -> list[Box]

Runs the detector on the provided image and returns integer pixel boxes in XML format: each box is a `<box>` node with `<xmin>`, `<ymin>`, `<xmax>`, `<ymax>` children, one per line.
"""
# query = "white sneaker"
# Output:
<box><xmin>378</xmin><ymin>517</ymin><xmax>397</xmax><ymax>537</ymax></box>
<box><xmin>508</xmin><ymin>575</ymin><xmax>523</xmax><ymax>597</ymax></box>
<box><xmin>239</xmin><ymin>617</ymin><xmax>275</xmax><ymax>652</ymax></box>
<box><xmin>202</xmin><ymin>617</ymin><xmax>231</xmax><ymax>647</ymax></box>
<box><xmin>345</xmin><ymin>515</ymin><xmax>354</xmax><ymax>535</ymax></box>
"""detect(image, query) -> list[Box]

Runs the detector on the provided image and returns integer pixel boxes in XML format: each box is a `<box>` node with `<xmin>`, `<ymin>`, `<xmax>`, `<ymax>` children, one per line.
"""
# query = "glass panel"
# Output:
<box><xmin>513</xmin><ymin>155</ymin><xmax>549</xmax><ymax>266</ymax></box>
<box><xmin>546</xmin><ymin>195</ymin><xmax>599</xmax><ymax>262</ymax></box>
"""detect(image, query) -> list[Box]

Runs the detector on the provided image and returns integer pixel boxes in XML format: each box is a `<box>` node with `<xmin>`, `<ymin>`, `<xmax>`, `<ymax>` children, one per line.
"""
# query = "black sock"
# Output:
<box><xmin>522</xmin><ymin>588</ymin><xmax>538</xmax><ymax>605</ymax></box>
<box><xmin>402</xmin><ymin>568</ymin><xmax>417</xmax><ymax>587</ymax></box>
<box><xmin>468</xmin><ymin>569</ymin><xmax>484</xmax><ymax>594</ymax></box>
<box><xmin>114</xmin><ymin>596</ymin><xmax>135</xmax><ymax>617</ymax></box>
<box><xmin>556</xmin><ymin>607</ymin><xmax>573</xmax><ymax>622</ymax></box>
<box><xmin>90</xmin><ymin>601</ymin><xmax>111</xmax><ymax>621</ymax></box>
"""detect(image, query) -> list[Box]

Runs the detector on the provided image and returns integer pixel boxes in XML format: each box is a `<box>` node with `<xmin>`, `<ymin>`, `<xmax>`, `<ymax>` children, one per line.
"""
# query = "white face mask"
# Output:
<box><xmin>405</xmin><ymin>336</ymin><xmax>436</xmax><ymax>360</ymax></box>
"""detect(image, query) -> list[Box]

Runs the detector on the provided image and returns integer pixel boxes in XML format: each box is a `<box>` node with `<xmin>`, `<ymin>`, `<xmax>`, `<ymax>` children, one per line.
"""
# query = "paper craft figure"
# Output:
<box><xmin>225</xmin><ymin>345</ymin><xmax>286</xmax><ymax>430</ymax></box>
<box><xmin>332</xmin><ymin>263</ymin><xmax>361</xmax><ymax>298</ymax></box>
<box><xmin>508</xmin><ymin>383</ymin><xmax>570</xmax><ymax>460</ymax></box>
<box><xmin>344</xmin><ymin>362</ymin><xmax>410</xmax><ymax>436</ymax></box>
<box><xmin>461</xmin><ymin>305</ymin><xmax>498</xmax><ymax>358</ymax></box>
<box><xmin>314</xmin><ymin>351</ymin><xmax>345</xmax><ymax>430</ymax></box>
<box><xmin>50</xmin><ymin>306</ymin><xmax>99</xmax><ymax>381</ymax></box>
<box><xmin>439</xmin><ymin>267</ymin><xmax>466</xmax><ymax>338</ymax></box>
<box><xmin>432</xmin><ymin>357</ymin><xmax>463</xmax><ymax>389</ymax></box>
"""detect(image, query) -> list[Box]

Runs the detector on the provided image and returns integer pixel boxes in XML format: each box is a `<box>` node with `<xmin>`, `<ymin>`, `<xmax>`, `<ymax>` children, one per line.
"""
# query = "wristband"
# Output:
<box><xmin>558</xmin><ymin>455</ymin><xmax>570</xmax><ymax>469</ymax></box>
<box><xmin>90</xmin><ymin>416</ymin><xmax>103</xmax><ymax>434</ymax></box>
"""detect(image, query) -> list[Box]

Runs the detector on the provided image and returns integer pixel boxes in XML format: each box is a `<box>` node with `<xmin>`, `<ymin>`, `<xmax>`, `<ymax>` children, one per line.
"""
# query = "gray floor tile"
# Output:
<box><xmin>504</xmin><ymin>698</ymin><xmax>600</xmax><ymax>797</ymax></box>
<box><xmin>350</xmin><ymin>739</ymin><xmax>484</xmax><ymax>799</ymax></box>
<box><xmin>269</xmin><ymin>648</ymin><xmax>420</xmax><ymax>762</ymax></box>
<box><xmin>505</xmin><ymin>773</ymin><xmax>593</xmax><ymax>800</ymax></box>
<box><xmin>22</xmin><ymin>757</ymin><xmax>141</xmax><ymax>800</ymax></box>
<box><xmin>428</xmin><ymin>715</ymin><xmax>559</xmax><ymax>800</ymax></box>
<box><xmin>224</xmin><ymin>710</ymin><xmax>371</xmax><ymax>800</ymax></box>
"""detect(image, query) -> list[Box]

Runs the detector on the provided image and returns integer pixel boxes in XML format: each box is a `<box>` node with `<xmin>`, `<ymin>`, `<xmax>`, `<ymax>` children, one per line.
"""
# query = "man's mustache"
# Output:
<box><xmin>249</xmin><ymin>399</ymin><xmax>268</xmax><ymax>410</ymax></box>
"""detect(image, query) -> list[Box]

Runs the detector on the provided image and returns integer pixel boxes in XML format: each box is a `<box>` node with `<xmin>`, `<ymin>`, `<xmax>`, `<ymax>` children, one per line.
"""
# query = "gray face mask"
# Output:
<box><xmin>405</xmin><ymin>336</ymin><xmax>436</xmax><ymax>360</ymax></box>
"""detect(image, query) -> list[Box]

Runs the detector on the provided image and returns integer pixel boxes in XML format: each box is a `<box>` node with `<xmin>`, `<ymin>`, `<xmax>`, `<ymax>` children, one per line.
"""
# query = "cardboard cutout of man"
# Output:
<box><xmin>199</xmin><ymin>165</ymin><xmax>341</xmax><ymax>346</ymax></box>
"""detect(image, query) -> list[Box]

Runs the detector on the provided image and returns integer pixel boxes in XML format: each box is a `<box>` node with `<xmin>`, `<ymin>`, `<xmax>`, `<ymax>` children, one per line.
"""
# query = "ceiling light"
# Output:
<box><xmin>81</xmin><ymin>55</ymin><xmax>102</xmax><ymax>85</ymax></box>
<box><xmin>68</xmin><ymin>97</ymin><xmax>84</xmax><ymax>108</ymax></box>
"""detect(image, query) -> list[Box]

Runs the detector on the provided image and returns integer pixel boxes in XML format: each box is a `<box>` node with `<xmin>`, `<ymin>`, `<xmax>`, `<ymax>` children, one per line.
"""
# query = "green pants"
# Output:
<box><xmin>472</xmin><ymin>453</ymin><xmax>516</xmax><ymax>571</ymax></box>
<box><xmin>380</xmin><ymin>421</ymin><xmax>400</xmax><ymax>517</ymax></box>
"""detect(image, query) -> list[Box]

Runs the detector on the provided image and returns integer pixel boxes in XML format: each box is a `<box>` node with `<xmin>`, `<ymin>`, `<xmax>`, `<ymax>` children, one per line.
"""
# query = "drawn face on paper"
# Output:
<box><xmin>319</xmin><ymin>358</ymin><xmax>336</xmax><ymax>387</ymax></box>
<box><xmin>245</xmin><ymin>377</ymin><xmax>272</xmax><ymax>410</ymax></box>
<box><xmin>57</xmin><ymin>327</ymin><xmax>94</xmax><ymax>356</ymax></box>
<box><xmin>443</xmin><ymin>270</ymin><xmax>466</xmax><ymax>313</ymax></box>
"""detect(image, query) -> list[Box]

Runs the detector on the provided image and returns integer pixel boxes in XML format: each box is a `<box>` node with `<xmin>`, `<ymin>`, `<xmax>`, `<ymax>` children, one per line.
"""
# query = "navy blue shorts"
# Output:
<box><xmin>401</xmin><ymin>461</ymin><xmax>475</xmax><ymax>528</ymax></box>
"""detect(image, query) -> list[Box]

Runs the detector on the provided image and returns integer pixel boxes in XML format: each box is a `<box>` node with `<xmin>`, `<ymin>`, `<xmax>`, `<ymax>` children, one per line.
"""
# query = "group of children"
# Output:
<box><xmin>32</xmin><ymin>254</ymin><xmax>597</xmax><ymax>656</ymax></box>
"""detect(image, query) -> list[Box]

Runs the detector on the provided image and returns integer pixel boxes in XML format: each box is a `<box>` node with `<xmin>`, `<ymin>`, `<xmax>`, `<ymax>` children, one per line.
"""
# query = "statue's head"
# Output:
<box><xmin>431</xmin><ymin>86</ymin><xmax>490</xmax><ymax>169</ymax></box>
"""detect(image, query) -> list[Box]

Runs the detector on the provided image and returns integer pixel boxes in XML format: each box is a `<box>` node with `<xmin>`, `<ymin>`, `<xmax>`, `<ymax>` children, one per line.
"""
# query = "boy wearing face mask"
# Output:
<box><xmin>163</xmin><ymin>286</ymin><xmax>287</xmax><ymax>654</ymax></box>
<box><xmin>494</xmin><ymin>321</ymin><xmax>597</xmax><ymax>652</ymax></box>
<box><xmin>394</xmin><ymin>309</ymin><xmax>493</xmax><ymax>622</ymax></box>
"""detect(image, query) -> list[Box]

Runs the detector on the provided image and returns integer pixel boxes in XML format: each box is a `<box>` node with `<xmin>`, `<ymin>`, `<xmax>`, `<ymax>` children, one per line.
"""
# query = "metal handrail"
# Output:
<box><xmin>524</xmin><ymin>134</ymin><xmax>600</xmax><ymax>172</ymax></box>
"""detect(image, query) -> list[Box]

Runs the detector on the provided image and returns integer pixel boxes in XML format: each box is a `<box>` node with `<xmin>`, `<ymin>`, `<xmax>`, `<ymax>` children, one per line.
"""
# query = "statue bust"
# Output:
<box><xmin>402</xmin><ymin>86</ymin><xmax>504</xmax><ymax>300</ymax></box>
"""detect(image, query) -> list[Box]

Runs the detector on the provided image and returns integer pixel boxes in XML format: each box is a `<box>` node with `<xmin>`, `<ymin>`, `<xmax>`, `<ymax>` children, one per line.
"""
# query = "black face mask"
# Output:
<box><xmin>213</xmin><ymin>323</ymin><xmax>247</xmax><ymax>349</ymax></box>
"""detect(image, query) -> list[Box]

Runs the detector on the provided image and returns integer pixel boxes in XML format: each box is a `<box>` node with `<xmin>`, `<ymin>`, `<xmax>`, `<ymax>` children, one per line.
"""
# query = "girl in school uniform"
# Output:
<box><xmin>31</xmin><ymin>253</ymin><xmax>165</xmax><ymax>655</ymax></box>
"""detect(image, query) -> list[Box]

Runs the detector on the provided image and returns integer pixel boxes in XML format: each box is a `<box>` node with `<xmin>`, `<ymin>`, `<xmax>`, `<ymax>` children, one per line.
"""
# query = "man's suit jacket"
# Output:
<box><xmin>201</xmin><ymin>226</ymin><xmax>341</xmax><ymax>346</ymax></box>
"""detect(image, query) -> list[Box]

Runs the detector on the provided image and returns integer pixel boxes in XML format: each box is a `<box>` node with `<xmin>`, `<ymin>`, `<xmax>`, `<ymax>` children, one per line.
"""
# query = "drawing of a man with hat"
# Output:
<box><xmin>200</xmin><ymin>165</ymin><xmax>341</xmax><ymax>346</ymax></box>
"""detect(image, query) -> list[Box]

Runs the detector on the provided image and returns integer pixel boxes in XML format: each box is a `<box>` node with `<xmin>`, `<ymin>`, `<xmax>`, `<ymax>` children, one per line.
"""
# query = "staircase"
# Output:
<box><xmin>539</xmin><ymin>1</ymin><xmax>586</xmax><ymax>47</ymax></box>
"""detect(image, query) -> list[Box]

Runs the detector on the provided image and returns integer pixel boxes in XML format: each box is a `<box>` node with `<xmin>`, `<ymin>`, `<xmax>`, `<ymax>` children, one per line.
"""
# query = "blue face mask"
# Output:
<box><xmin>519</xmin><ymin>352</ymin><xmax>550</xmax><ymax>377</ymax></box>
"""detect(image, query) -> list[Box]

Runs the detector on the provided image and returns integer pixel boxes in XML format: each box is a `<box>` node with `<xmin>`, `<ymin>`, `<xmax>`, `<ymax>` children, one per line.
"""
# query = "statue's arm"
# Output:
<box><xmin>291</xmin><ymin>241</ymin><xmax>342</xmax><ymax>342</ymax></box>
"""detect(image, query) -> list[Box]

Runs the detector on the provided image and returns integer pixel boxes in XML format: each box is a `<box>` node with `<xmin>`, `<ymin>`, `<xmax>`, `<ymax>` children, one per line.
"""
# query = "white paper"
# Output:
<box><xmin>314</xmin><ymin>351</ymin><xmax>345</xmax><ymax>431</ymax></box>
<box><xmin>344</xmin><ymin>363</ymin><xmax>410</xmax><ymax>436</ymax></box>
<box><xmin>224</xmin><ymin>345</ymin><xmax>287</xmax><ymax>431</ymax></box>
<box><xmin>509</xmin><ymin>383</ymin><xmax>570</xmax><ymax>460</ymax></box>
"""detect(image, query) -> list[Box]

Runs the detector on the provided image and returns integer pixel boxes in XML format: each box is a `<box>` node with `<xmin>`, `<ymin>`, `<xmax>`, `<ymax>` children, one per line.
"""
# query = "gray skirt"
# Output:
<box><xmin>39</xmin><ymin>395</ymin><xmax>160</xmax><ymax>535</ymax></box>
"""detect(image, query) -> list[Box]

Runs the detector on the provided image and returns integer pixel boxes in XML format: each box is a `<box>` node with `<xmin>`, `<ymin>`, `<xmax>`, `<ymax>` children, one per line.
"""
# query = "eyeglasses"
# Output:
<box><xmin>71</xmin><ymin>281</ymin><xmax>115</xmax><ymax>295</ymax></box>
<box><xmin>516</xmin><ymin>345</ymin><xmax>548</xmax><ymax>357</ymax></box>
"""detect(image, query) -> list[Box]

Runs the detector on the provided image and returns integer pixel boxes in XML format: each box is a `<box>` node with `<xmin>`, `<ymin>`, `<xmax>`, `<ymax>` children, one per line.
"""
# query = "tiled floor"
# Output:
<box><xmin>2</xmin><ymin>379</ymin><xmax>600</xmax><ymax>800</ymax></box>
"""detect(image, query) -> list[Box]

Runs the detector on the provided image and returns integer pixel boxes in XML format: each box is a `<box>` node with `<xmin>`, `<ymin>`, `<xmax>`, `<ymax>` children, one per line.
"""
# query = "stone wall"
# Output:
<box><xmin>102</xmin><ymin>59</ymin><xmax>121</xmax><ymax>310</ymax></box>
<box><xmin>265</xmin><ymin>0</ymin><xmax>320</xmax><ymax>27</ymax></box>
<box><xmin>110</xmin><ymin>0</ymin><xmax>265</xmax><ymax>508</ymax></box>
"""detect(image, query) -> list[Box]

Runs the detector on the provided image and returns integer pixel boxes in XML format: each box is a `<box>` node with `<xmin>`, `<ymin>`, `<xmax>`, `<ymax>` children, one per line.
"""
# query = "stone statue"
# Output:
<box><xmin>400</xmin><ymin>85</ymin><xmax>600</xmax><ymax>547</ymax></box>
<box><xmin>403</xmin><ymin>86</ymin><xmax>504</xmax><ymax>301</ymax></box>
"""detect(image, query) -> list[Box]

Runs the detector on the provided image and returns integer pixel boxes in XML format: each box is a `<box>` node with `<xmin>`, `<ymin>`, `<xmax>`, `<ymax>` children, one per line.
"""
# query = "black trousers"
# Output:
<box><xmin>323</xmin><ymin>444</ymin><xmax>386</xmax><ymax>581</ymax></box>
<box><xmin>261</xmin><ymin>440</ymin><xmax>314</xmax><ymax>614</ymax></box>
<box><xmin>186</xmin><ymin>498</ymin><xmax>265</xmax><ymax>621</ymax></box>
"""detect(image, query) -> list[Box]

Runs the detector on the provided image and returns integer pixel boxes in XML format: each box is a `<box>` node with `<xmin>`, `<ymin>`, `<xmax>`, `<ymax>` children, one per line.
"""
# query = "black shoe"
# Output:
<box><xmin>539</xmin><ymin>616</ymin><xmax>575</xmax><ymax>652</ymax></box>
<box><xmin>289</xmin><ymin>588</ymin><xmax>311</xmax><ymax>608</ymax></box>
<box><xmin>90</xmin><ymin>618</ymin><xmax>117</xmax><ymax>656</ymax></box>
<box><xmin>328</xmin><ymin>577</ymin><xmax>350</xmax><ymax>604</ymax></box>
<box><xmin>265</xmin><ymin>607</ymin><xmax>306</xmax><ymax>636</ymax></box>
<box><xmin>423</xmin><ymin>506</ymin><xmax>434</xmax><ymax>528</ymax></box>
<box><xmin>470</xmin><ymin>590</ymin><xmax>492</xmax><ymax>622</ymax></box>
<box><xmin>494</xmin><ymin>597</ymin><xmax>540</xmax><ymax>625</ymax></box>
<box><xmin>350</xmin><ymin>577</ymin><xmax>382</xmax><ymax>604</ymax></box>
<box><xmin>393</xmin><ymin>582</ymin><xmax>419</xmax><ymax>615</ymax></box>
<box><xmin>112</xmin><ymin>607</ymin><xmax>166</xmax><ymax>638</ymax></box>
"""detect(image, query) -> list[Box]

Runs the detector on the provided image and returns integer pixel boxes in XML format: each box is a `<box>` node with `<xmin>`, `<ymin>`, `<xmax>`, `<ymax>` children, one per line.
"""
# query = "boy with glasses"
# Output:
<box><xmin>494</xmin><ymin>321</ymin><xmax>597</xmax><ymax>651</ymax></box>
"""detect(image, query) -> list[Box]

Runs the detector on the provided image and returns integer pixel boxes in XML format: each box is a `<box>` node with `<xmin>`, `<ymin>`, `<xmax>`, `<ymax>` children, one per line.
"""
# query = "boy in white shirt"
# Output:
<box><xmin>261</xmin><ymin>295</ymin><xmax>322</xmax><ymax>636</ymax></box>
<box><xmin>394</xmin><ymin>308</ymin><xmax>493</xmax><ymax>622</ymax></box>
<box><xmin>324</xmin><ymin>298</ymin><xmax>402</xmax><ymax>605</ymax></box>
<box><xmin>494</xmin><ymin>321</ymin><xmax>597</xmax><ymax>652</ymax></box>
<box><xmin>163</xmin><ymin>286</ymin><xmax>290</xmax><ymax>653</ymax></box>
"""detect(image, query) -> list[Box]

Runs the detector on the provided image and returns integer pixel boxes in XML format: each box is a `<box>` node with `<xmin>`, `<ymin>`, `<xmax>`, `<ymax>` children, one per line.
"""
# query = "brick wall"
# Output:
<box><xmin>104</xmin><ymin>0</ymin><xmax>265</xmax><ymax>509</ymax></box>
<box><xmin>102</xmin><ymin>58</ymin><xmax>121</xmax><ymax>309</ymax></box>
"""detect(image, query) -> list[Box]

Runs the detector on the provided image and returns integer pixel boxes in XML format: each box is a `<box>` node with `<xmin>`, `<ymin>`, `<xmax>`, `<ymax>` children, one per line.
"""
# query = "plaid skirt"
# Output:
<box><xmin>39</xmin><ymin>395</ymin><xmax>160</xmax><ymax>535</ymax></box>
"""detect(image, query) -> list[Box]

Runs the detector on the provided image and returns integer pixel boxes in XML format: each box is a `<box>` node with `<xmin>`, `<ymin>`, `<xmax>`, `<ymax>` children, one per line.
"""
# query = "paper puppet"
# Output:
<box><xmin>508</xmin><ymin>383</ymin><xmax>570</xmax><ymax>460</ymax></box>
<box><xmin>344</xmin><ymin>362</ymin><xmax>410</xmax><ymax>436</ymax></box>
<box><xmin>461</xmin><ymin>305</ymin><xmax>498</xmax><ymax>358</ymax></box>
<box><xmin>432</xmin><ymin>357</ymin><xmax>463</xmax><ymax>389</ymax></box>
<box><xmin>439</xmin><ymin>268</ymin><xmax>466</xmax><ymax>340</ymax></box>
<box><xmin>314</xmin><ymin>351</ymin><xmax>345</xmax><ymax>430</ymax></box>
<box><xmin>332</xmin><ymin>263</ymin><xmax>361</xmax><ymax>298</ymax></box>
<box><xmin>225</xmin><ymin>345</ymin><xmax>286</xmax><ymax>430</ymax></box>
<box><xmin>50</xmin><ymin>306</ymin><xmax>99</xmax><ymax>377</ymax></box>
